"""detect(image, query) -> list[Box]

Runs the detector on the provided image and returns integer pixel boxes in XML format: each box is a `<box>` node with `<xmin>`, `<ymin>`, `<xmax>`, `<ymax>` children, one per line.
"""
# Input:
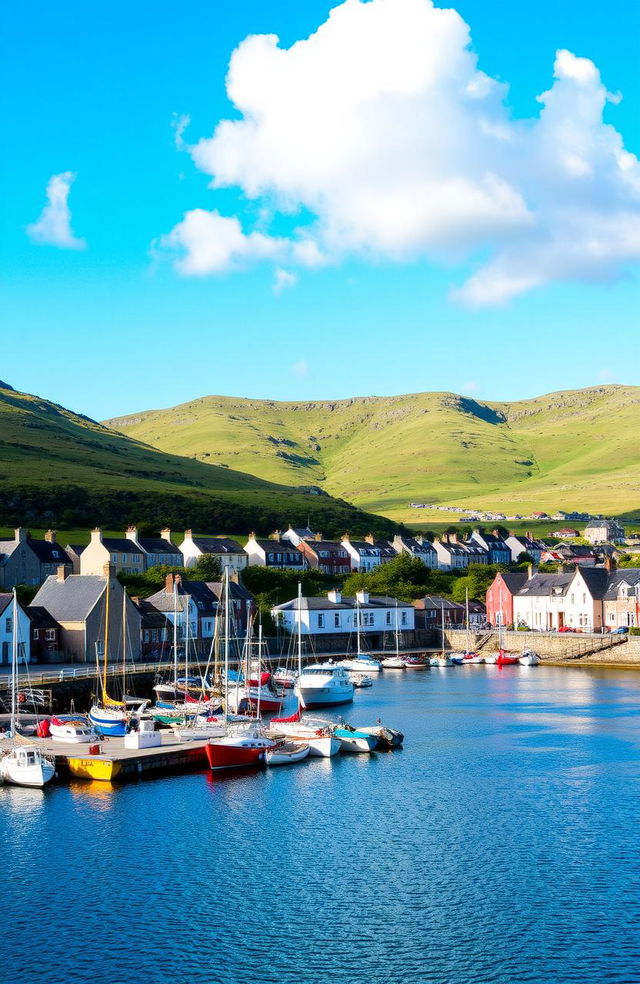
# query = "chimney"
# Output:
<box><xmin>102</xmin><ymin>562</ymin><xmax>114</xmax><ymax>579</ymax></box>
<box><xmin>44</xmin><ymin>529</ymin><xmax>57</xmax><ymax>543</ymax></box>
<box><xmin>527</xmin><ymin>564</ymin><xmax>537</xmax><ymax>580</ymax></box>
<box><xmin>230</xmin><ymin>571</ymin><xmax>239</xmax><ymax>583</ymax></box>
<box><xmin>126</xmin><ymin>525</ymin><xmax>139</xmax><ymax>542</ymax></box>
<box><xmin>14</xmin><ymin>528</ymin><xmax>28</xmax><ymax>543</ymax></box>
<box><xmin>356</xmin><ymin>590</ymin><xmax>370</xmax><ymax>605</ymax></box>
<box><xmin>341</xmin><ymin>533</ymin><xmax>350</xmax><ymax>543</ymax></box>
<box><xmin>56</xmin><ymin>565</ymin><xmax>68</xmax><ymax>582</ymax></box>
<box><xmin>315</xmin><ymin>532</ymin><xmax>323</xmax><ymax>541</ymax></box>
<box><xmin>450</xmin><ymin>533</ymin><xmax>459</xmax><ymax>544</ymax></box>
<box><xmin>247</xmin><ymin>532</ymin><xmax>256</xmax><ymax>543</ymax></box>
<box><xmin>604</xmin><ymin>554</ymin><xmax>617</xmax><ymax>573</ymax></box>
<box><xmin>184</xmin><ymin>529</ymin><xmax>193</xmax><ymax>542</ymax></box>
<box><xmin>365</xmin><ymin>533</ymin><xmax>375</xmax><ymax>545</ymax></box>
<box><xmin>91</xmin><ymin>527</ymin><xmax>103</xmax><ymax>544</ymax></box>
<box><xmin>165</xmin><ymin>572</ymin><xmax>183</xmax><ymax>592</ymax></box>
<box><xmin>161</xmin><ymin>527</ymin><xmax>172</xmax><ymax>543</ymax></box>
<box><xmin>328</xmin><ymin>589</ymin><xmax>341</xmax><ymax>604</ymax></box>
<box><xmin>269</xmin><ymin>529</ymin><xmax>282</xmax><ymax>541</ymax></box>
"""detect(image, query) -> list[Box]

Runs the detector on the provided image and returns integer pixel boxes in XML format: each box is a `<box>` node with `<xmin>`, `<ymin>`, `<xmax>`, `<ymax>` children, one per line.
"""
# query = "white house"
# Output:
<box><xmin>244</xmin><ymin>534</ymin><xmax>305</xmax><ymax>570</ymax></box>
<box><xmin>341</xmin><ymin>535</ymin><xmax>383</xmax><ymax>572</ymax></box>
<box><xmin>561</xmin><ymin>567</ymin><xmax>608</xmax><ymax>632</ymax></box>
<box><xmin>392</xmin><ymin>535</ymin><xmax>437</xmax><ymax>568</ymax></box>
<box><xmin>179</xmin><ymin>531</ymin><xmax>247</xmax><ymax>574</ymax></box>
<box><xmin>584</xmin><ymin>519</ymin><xmax>625</xmax><ymax>544</ymax></box>
<box><xmin>513</xmin><ymin>568</ymin><xmax>608</xmax><ymax>632</ymax></box>
<box><xmin>279</xmin><ymin>526</ymin><xmax>317</xmax><ymax>547</ymax></box>
<box><xmin>505</xmin><ymin>534</ymin><xmax>545</xmax><ymax>564</ymax></box>
<box><xmin>433</xmin><ymin>537</ymin><xmax>469</xmax><ymax>571</ymax></box>
<box><xmin>146</xmin><ymin>574</ymin><xmax>219</xmax><ymax>651</ymax></box>
<box><xmin>272</xmin><ymin>589</ymin><xmax>415</xmax><ymax>642</ymax></box>
<box><xmin>0</xmin><ymin>593</ymin><xmax>32</xmax><ymax>665</ymax></box>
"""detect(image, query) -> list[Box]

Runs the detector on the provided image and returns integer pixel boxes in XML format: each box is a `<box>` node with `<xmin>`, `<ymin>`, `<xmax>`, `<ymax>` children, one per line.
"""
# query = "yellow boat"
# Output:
<box><xmin>66</xmin><ymin>756</ymin><xmax>122</xmax><ymax>782</ymax></box>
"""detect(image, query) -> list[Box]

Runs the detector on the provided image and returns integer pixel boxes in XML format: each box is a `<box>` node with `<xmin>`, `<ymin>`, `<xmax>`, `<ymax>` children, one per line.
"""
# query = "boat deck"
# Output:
<box><xmin>0</xmin><ymin>732</ymin><xmax>210</xmax><ymax>783</ymax></box>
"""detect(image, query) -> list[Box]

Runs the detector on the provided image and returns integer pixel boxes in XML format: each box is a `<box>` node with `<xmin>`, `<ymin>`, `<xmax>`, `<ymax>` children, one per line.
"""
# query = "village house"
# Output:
<box><xmin>603</xmin><ymin>570</ymin><xmax>640</xmax><ymax>629</ymax></box>
<box><xmin>543</xmin><ymin>544</ymin><xmax>596</xmax><ymax>567</ymax></box>
<box><xmin>584</xmin><ymin>519</ymin><xmax>625</xmax><ymax>544</ymax></box>
<box><xmin>206</xmin><ymin>578</ymin><xmax>255</xmax><ymax>637</ymax></box>
<box><xmin>364</xmin><ymin>534</ymin><xmax>397</xmax><ymax>563</ymax></box>
<box><xmin>279</xmin><ymin>526</ymin><xmax>317</xmax><ymax>547</ymax></box>
<box><xmin>432</xmin><ymin>536</ymin><xmax>469</xmax><ymax>571</ymax></box>
<box><xmin>341</xmin><ymin>535</ymin><xmax>384</xmax><ymax>572</ymax></box>
<box><xmin>296</xmin><ymin>536</ymin><xmax>351</xmax><ymax>576</ymax></box>
<box><xmin>413</xmin><ymin>596</ymin><xmax>465</xmax><ymax>629</ymax></box>
<box><xmin>244</xmin><ymin>533</ymin><xmax>306</xmax><ymax>570</ymax></box>
<box><xmin>80</xmin><ymin>528</ymin><xmax>146</xmax><ymax>576</ymax></box>
<box><xmin>505</xmin><ymin>533</ymin><xmax>546</xmax><ymax>564</ymax></box>
<box><xmin>0</xmin><ymin>593</ymin><xmax>32</xmax><ymax>665</ymax></box>
<box><xmin>0</xmin><ymin>528</ymin><xmax>72</xmax><ymax>588</ymax></box>
<box><xmin>125</xmin><ymin>526</ymin><xmax>184</xmax><ymax>568</ymax></box>
<box><xmin>31</xmin><ymin>565</ymin><xmax>142</xmax><ymax>663</ymax></box>
<box><xmin>485</xmin><ymin>571</ymin><xmax>529</xmax><ymax>627</ymax></box>
<box><xmin>556</xmin><ymin>567</ymin><xmax>608</xmax><ymax>632</ymax></box>
<box><xmin>469</xmin><ymin>530</ymin><xmax>512</xmax><ymax>565</ymax></box>
<box><xmin>179</xmin><ymin>531</ymin><xmax>247</xmax><ymax>574</ymax></box>
<box><xmin>64</xmin><ymin>544</ymin><xmax>85</xmax><ymax>575</ymax></box>
<box><xmin>392</xmin><ymin>534</ymin><xmax>438</xmax><ymax>568</ymax></box>
<box><xmin>512</xmin><ymin>572</ymin><xmax>574</xmax><ymax>631</ymax></box>
<box><xmin>25</xmin><ymin>607</ymin><xmax>63</xmax><ymax>663</ymax></box>
<box><xmin>552</xmin><ymin>528</ymin><xmax>580</xmax><ymax>540</ymax></box>
<box><xmin>146</xmin><ymin>573</ymin><xmax>218</xmax><ymax>654</ymax></box>
<box><xmin>460</xmin><ymin>540</ymin><xmax>489</xmax><ymax>565</ymax></box>
<box><xmin>272</xmin><ymin>589</ymin><xmax>415</xmax><ymax>651</ymax></box>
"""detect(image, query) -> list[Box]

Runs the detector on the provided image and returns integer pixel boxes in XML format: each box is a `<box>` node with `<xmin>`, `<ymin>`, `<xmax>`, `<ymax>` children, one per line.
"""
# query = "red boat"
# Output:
<box><xmin>206</xmin><ymin>728</ymin><xmax>275</xmax><ymax>770</ymax></box>
<box><xmin>496</xmin><ymin>650</ymin><xmax>520</xmax><ymax>666</ymax></box>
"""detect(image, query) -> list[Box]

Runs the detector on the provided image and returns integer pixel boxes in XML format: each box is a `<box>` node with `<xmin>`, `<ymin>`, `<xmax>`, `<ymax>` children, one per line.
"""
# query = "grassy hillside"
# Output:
<box><xmin>0</xmin><ymin>383</ymin><xmax>398</xmax><ymax>537</ymax></box>
<box><xmin>106</xmin><ymin>385</ymin><xmax>640</xmax><ymax>524</ymax></box>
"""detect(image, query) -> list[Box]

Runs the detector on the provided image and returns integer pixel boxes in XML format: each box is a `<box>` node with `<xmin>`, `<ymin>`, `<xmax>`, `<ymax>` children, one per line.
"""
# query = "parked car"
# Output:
<box><xmin>611</xmin><ymin>626</ymin><xmax>629</xmax><ymax>635</ymax></box>
<box><xmin>558</xmin><ymin>626</ymin><xmax>574</xmax><ymax>633</ymax></box>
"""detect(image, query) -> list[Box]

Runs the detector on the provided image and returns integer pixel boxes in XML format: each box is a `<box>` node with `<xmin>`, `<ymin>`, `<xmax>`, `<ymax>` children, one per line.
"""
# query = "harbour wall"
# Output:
<box><xmin>442</xmin><ymin>628</ymin><xmax>638</xmax><ymax>663</ymax></box>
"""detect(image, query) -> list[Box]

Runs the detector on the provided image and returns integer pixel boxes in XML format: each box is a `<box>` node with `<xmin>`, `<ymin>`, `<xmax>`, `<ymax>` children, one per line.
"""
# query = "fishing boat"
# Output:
<box><xmin>0</xmin><ymin>591</ymin><xmax>55</xmax><ymax>788</ymax></box>
<box><xmin>49</xmin><ymin>716</ymin><xmax>98</xmax><ymax>743</ymax></box>
<box><xmin>519</xmin><ymin>649</ymin><xmax>540</xmax><ymax>666</ymax></box>
<box><xmin>333</xmin><ymin>726</ymin><xmax>377</xmax><ymax>754</ymax></box>
<box><xmin>265</xmin><ymin>740</ymin><xmax>310</xmax><ymax>766</ymax></box>
<box><xmin>89</xmin><ymin>574</ymin><xmax>129</xmax><ymax>737</ymax></box>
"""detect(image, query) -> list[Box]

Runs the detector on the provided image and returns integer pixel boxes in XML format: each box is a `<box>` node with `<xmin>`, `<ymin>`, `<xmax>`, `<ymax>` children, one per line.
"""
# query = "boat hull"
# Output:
<box><xmin>266</xmin><ymin>743</ymin><xmax>310</xmax><ymax>766</ymax></box>
<box><xmin>298</xmin><ymin>689</ymin><xmax>354</xmax><ymax>708</ymax></box>
<box><xmin>0</xmin><ymin>755</ymin><xmax>55</xmax><ymax>788</ymax></box>
<box><xmin>206</xmin><ymin>735</ymin><xmax>274</xmax><ymax>771</ymax></box>
<box><xmin>67</xmin><ymin>756</ymin><xmax>121</xmax><ymax>782</ymax></box>
<box><xmin>89</xmin><ymin>708</ymin><xmax>128</xmax><ymax>737</ymax></box>
<box><xmin>334</xmin><ymin>730</ymin><xmax>377</xmax><ymax>753</ymax></box>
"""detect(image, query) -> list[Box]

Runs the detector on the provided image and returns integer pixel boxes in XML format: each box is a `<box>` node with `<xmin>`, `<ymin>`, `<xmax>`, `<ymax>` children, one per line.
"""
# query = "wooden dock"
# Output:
<box><xmin>0</xmin><ymin>732</ymin><xmax>210</xmax><ymax>783</ymax></box>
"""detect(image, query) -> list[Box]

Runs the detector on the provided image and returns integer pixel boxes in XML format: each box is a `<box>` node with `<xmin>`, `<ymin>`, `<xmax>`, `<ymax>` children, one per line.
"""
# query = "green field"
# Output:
<box><xmin>0</xmin><ymin>383</ymin><xmax>397</xmax><ymax>537</ymax></box>
<box><xmin>106</xmin><ymin>385</ymin><xmax>640</xmax><ymax>524</ymax></box>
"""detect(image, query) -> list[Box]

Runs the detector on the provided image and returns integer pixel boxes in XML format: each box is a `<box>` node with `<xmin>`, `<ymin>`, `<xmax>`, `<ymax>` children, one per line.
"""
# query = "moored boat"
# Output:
<box><xmin>49</xmin><ymin>715</ymin><xmax>98</xmax><ymax>743</ymax></box>
<box><xmin>296</xmin><ymin>663</ymin><xmax>354</xmax><ymax>708</ymax></box>
<box><xmin>206</xmin><ymin>723</ymin><xmax>275</xmax><ymax>771</ymax></box>
<box><xmin>356</xmin><ymin>724</ymin><xmax>404</xmax><ymax>749</ymax></box>
<box><xmin>402</xmin><ymin>655</ymin><xmax>429</xmax><ymax>668</ymax></box>
<box><xmin>333</xmin><ymin>727</ymin><xmax>377</xmax><ymax>754</ymax></box>
<box><xmin>349</xmin><ymin>672</ymin><xmax>373</xmax><ymax>688</ymax></box>
<box><xmin>0</xmin><ymin>746</ymin><xmax>55</xmax><ymax>788</ymax></box>
<box><xmin>380</xmin><ymin>656</ymin><xmax>406</xmax><ymax>669</ymax></box>
<box><xmin>265</xmin><ymin>741</ymin><xmax>310</xmax><ymax>766</ymax></box>
<box><xmin>519</xmin><ymin>649</ymin><xmax>540</xmax><ymax>666</ymax></box>
<box><xmin>340</xmin><ymin>657</ymin><xmax>382</xmax><ymax>673</ymax></box>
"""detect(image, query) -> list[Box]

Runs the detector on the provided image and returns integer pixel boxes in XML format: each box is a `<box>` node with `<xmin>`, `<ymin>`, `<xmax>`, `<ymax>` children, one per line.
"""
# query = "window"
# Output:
<box><xmin>5</xmin><ymin>618</ymin><xmax>12</xmax><ymax>633</ymax></box>
<box><xmin>386</xmin><ymin>611</ymin><xmax>392</xmax><ymax>625</ymax></box>
<box><xmin>111</xmin><ymin>553</ymin><xmax>118</xmax><ymax>563</ymax></box>
<box><xmin>571</xmin><ymin>594</ymin><xmax>575</xmax><ymax>604</ymax></box>
<box><xmin>583</xmin><ymin>594</ymin><xmax>586</xmax><ymax>604</ymax></box>
<box><xmin>609</xmin><ymin>613</ymin><xmax>615</xmax><ymax>622</ymax></box>
<box><xmin>334</xmin><ymin>613</ymin><xmax>340</xmax><ymax>628</ymax></box>
<box><xmin>45</xmin><ymin>629</ymin><xmax>56</xmax><ymax>641</ymax></box>
<box><xmin>401</xmin><ymin>611</ymin><xmax>407</xmax><ymax>625</ymax></box>
<box><xmin>318</xmin><ymin>614</ymin><xmax>325</xmax><ymax>628</ymax></box>
<box><xmin>33</xmin><ymin>629</ymin><xmax>40</xmax><ymax>640</ymax></box>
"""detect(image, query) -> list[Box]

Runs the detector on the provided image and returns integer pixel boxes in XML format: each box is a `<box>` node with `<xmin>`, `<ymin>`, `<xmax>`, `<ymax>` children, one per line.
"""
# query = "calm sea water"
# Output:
<box><xmin>1</xmin><ymin>666</ymin><xmax>640</xmax><ymax>984</ymax></box>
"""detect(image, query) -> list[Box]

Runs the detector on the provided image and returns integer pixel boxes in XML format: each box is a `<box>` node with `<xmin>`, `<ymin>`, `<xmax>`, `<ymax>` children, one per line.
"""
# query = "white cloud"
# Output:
<box><xmin>273</xmin><ymin>267</ymin><xmax>298</xmax><ymax>293</ymax></box>
<box><xmin>158</xmin><ymin>209</ymin><xmax>285</xmax><ymax>275</ymax></box>
<box><xmin>27</xmin><ymin>172</ymin><xmax>86</xmax><ymax>250</ymax></box>
<box><xmin>162</xmin><ymin>0</ymin><xmax>640</xmax><ymax>303</ymax></box>
<box><xmin>172</xmin><ymin>113</ymin><xmax>191</xmax><ymax>151</ymax></box>
<box><xmin>292</xmin><ymin>359</ymin><xmax>309</xmax><ymax>377</ymax></box>
<box><xmin>462</xmin><ymin>380</ymin><xmax>479</xmax><ymax>394</ymax></box>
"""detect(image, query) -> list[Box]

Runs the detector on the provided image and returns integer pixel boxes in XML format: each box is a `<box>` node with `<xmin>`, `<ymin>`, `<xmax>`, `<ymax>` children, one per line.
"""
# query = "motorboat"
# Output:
<box><xmin>268</xmin><ymin>708</ymin><xmax>341</xmax><ymax>757</ymax></box>
<box><xmin>333</xmin><ymin>727</ymin><xmax>377</xmax><ymax>754</ymax></box>
<box><xmin>296</xmin><ymin>663</ymin><xmax>354</xmax><ymax>708</ymax></box>
<box><xmin>450</xmin><ymin>654</ymin><xmax>466</xmax><ymax>665</ymax></box>
<box><xmin>340</xmin><ymin>657</ymin><xmax>382</xmax><ymax>673</ymax></box>
<box><xmin>519</xmin><ymin>650</ymin><xmax>540</xmax><ymax>666</ymax></box>
<box><xmin>462</xmin><ymin>652</ymin><xmax>485</xmax><ymax>664</ymax></box>
<box><xmin>0</xmin><ymin>746</ymin><xmax>55</xmax><ymax>788</ymax></box>
<box><xmin>356</xmin><ymin>724</ymin><xmax>404</xmax><ymax>749</ymax></box>
<box><xmin>206</xmin><ymin>722</ymin><xmax>275</xmax><ymax>771</ymax></box>
<box><xmin>265</xmin><ymin>741</ymin><xmax>310</xmax><ymax>766</ymax></box>
<box><xmin>402</xmin><ymin>655</ymin><xmax>429</xmax><ymax>669</ymax></box>
<box><xmin>349</xmin><ymin>672</ymin><xmax>373</xmax><ymax>688</ymax></box>
<box><xmin>49</xmin><ymin>716</ymin><xmax>98</xmax><ymax>744</ymax></box>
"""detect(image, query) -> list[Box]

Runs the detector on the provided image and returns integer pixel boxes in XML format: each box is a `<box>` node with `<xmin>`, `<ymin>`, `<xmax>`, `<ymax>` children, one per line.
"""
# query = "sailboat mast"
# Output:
<box><xmin>466</xmin><ymin>587</ymin><xmax>470</xmax><ymax>652</ymax></box>
<box><xmin>121</xmin><ymin>589</ymin><xmax>127</xmax><ymax>699</ymax></box>
<box><xmin>224</xmin><ymin>567</ymin><xmax>230</xmax><ymax>715</ymax></box>
<box><xmin>173</xmin><ymin>580</ymin><xmax>178</xmax><ymax>687</ymax></box>
<box><xmin>10</xmin><ymin>589</ymin><xmax>17</xmax><ymax>736</ymax></box>
<box><xmin>184</xmin><ymin>594</ymin><xmax>190</xmax><ymax>690</ymax></box>
<box><xmin>297</xmin><ymin>581</ymin><xmax>302</xmax><ymax>677</ymax></box>
<box><xmin>256</xmin><ymin>614</ymin><xmax>262</xmax><ymax>720</ymax></box>
<box><xmin>356</xmin><ymin>594</ymin><xmax>361</xmax><ymax>658</ymax></box>
<box><xmin>395</xmin><ymin>600</ymin><xmax>400</xmax><ymax>658</ymax></box>
<box><xmin>102</xmin><ymin>568</ymin><xmax>110</xmax><ymax>698</ymax></box>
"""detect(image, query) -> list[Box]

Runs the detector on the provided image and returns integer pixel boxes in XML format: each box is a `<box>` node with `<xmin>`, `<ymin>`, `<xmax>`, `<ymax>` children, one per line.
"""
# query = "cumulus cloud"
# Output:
<box><xmin>273</xmin><ymin>267</ymin><xmax>298</xmax><ymax>293</ymax></box>
<box><xmin>158</xmin><ymin>209</ymin><xmax>285</xmax><ymax>275</ymax></box>
<box><xmin>27</xmin><ymin>172</ymin><xmax>86</xmax><ymax>250</ymax></box>
<box><xmin>161</xmin><ymin>0</ymin><xmax>640</xmax><ymax>303</ymax></box>
<box><xmin>172</xmin><ymin>113</ymin><xmax>191</xmax><ymax>151</ymax></box>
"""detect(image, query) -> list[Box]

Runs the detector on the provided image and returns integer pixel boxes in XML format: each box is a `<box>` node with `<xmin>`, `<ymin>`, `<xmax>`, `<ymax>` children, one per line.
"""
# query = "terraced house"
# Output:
<box><xmin>80</xmin><ymin>528</ymin><xmax>145</xmax><ymax>576</ymax></box>
<box><xmin>244</xmin><ymin>533</ymin><xmax>306</xmax><ymax>570</ymax></box>
<box><xmin>296</xmin><ymin>536</ymin><xmax>351</xmax><ymax>575</ymax></box>
<box><xmin>603</xmin><ymin>570</ymin><xmax>640</xmax><ymax>629</ymax></box>
<box><xmin>179</xmin><ymin>531</ymin><xmax>247</xmax><ymax>574</ymax></box>
<box><xmin>0</xmin><ymin>528</ymin><xmax>72</xmax><ymax>588</ymax></box>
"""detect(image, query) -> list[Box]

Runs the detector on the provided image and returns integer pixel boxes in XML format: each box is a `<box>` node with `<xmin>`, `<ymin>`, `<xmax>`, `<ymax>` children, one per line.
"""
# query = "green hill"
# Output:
<box><xmin>105</xmin><ymin>385</ymin><xmax>640</xmax><ymax>524</ymax></box>
<box><xmin>0</xmin><ymin>383</ymin><xmax>398</xmax><ymax>536</ymax></box>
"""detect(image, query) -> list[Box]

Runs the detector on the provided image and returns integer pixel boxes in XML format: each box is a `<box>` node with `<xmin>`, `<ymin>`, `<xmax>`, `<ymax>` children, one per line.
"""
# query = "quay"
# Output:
<box><xmin>0</xmin><ymin>732</ymin><xmax>210</xmax><ymax>783</ymax></box>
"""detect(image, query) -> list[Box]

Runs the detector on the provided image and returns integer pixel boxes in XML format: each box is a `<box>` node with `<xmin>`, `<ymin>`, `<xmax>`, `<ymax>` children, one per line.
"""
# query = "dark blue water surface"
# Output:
<box><xmin>2</xmin><ymin>666</ymin><xmax>640</xmax><ymax>984</ymax></box>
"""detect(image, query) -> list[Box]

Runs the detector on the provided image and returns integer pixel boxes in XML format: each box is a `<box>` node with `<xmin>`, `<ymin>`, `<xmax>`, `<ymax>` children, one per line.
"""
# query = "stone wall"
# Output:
<box><xmin>442</xmin><ymin>627</ymin><xmax>634</xmax><ymax>661</ymax></box>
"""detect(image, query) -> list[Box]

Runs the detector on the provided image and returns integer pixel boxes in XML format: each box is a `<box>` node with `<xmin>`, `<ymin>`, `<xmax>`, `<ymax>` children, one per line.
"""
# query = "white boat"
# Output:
<box><xmin>519</xmin><ymin>650</ymin><xmax>540</xmax><ymax>666</ymax></box>
<box><xmin>296</xmin><ymin>663</ymin><xmax>354</xmax><ymax>708</ymax></box>
<box><xmin>450</xmin><ymin>654</ymin><xmax>465</xmax><ymax>665</ymax></box>
<box><xmin>340</xmin><ymin>656</ymin><xmax>382</xmax><ymax>673</ymax></box>
<box><xmin>349</xmin><ymin>672</ymin><xmax>373</xmax><ymax>688</ymax></box>
<box><xmin>1</xmin><ymin>746</ymin><xmax>55</xmax><ymax>788</ymax></box>
<box><xmin>272</xmin><ymin>667</ymin><xmax>297</xmax><ymax>689</ymax></box>
<box><xmin>265</xmin><ymin>741</ymin><xmax>310</xmax><ymax>766</ymax></box>
<box><xmin>380</xmin><ymin>656</ymin><xmax>406</xmax><ymax>669</ymax></box>
<box><xmin>49</xmin><ymin>715</ymin><xmax>98</xmax><ymax>743</ymax></box>
<box><xmin>429</xmin><ymin>655</ymin><xmax>454</xmax><ymax>667</ymax></box>
<box><xmin>333</xmin><ymin>727</ymin><xmax>377</xmax><ymax>754</ymax></box>
<box><xmin>0</xmin><ymin>591</ymin><xmax>55</xmax><ymax>788</ymax></box>
<box><xmin>268</xmin><ymin>707</ymin><xmax>341</xmax><ymax>757</ymax></box>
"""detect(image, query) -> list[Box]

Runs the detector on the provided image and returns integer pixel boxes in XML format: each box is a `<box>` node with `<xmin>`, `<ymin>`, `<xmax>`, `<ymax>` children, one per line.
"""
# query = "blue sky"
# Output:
<box><xmin>2</xmin><ymin>0</ymin><xmax>639</xmax><ymax>420</ymax></box>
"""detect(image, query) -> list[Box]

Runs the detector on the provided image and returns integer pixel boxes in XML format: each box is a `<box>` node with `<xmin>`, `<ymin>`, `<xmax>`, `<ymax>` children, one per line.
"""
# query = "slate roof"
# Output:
<box><xmin>189</xmin><ymin>537</ymin><xmax>245</xmax><ymax>555</ymax></box>
<box><xmin>497</xmin><ymin>573</ymin><xmax>529</xmax><ymax>594</ymax></box>
<box><xmin>66</xmin><ymin>544</ymin><xmax>86</xmax><ymax>556</ymax></box>
<box><xmin>0</xmin><ymin>593</ymin><xmax>12</xmax><ymax>617</ymax></box>
<box><xmin>274</xmin><ymin>594</ymin><xmax>411</xmax><ymax>612</ymax></box>
<box><xmin>31</xmin><ymin>575</ymin><xmax>107</xmax><ymax>620</ymax></box>
<box><xmin>138</xmin><ymin>537</ymin><xmax>182</xmax><ymax>556</ymax></box>
<box><xmin>146</xmin><ymin>579</ymin><xmax>219</xmax><ymax>616</ymax></box>
<box><xmin>603</xmin><ymin>569</ymin><xmax>640</xmax><ymax>600</ymax></box>
<box><xmin>133</xmin><ymin>599</ymin><xmax>172</xmax><ymax>629</ymax></box>
<box><xmin>0</xmin><ymin>539</ymin><xmax>20</xmax><ymax>557</ymax></box>
<box><xmin>28</xmin><ymin>540</ymin><xmax>70</xmax><ymax>564</ymax></box>
<box><xmin>249</xmin><ymin>539</ymin><xmax>304</xmax><ymax>559</ymax></box>
<box><xmin>576</xmin><ymin>567</ymin><xmax>609</xmax><ymax>600</ymax></box>
<box><xmin>414</xmin><ymin>596</ymin><xmax>465</xmax><ymax>611</ymax></box>
<box><xmin>516</xmin><ymin>573</ymin><xmax>573</xmax><ymax>597</ymax></box>
<box><xmin>343</xmin><ymin>541</ymin><xmax>380</xmax><ymax>556</ymax></box>
<box><xmin>300</xmin><ymin>540</ymin><xmax>349</xmax><ymax>555</ymax></box>
<box><xmin>398</xmin><ymin>536</ymin><xmax>436</xmax><ymax>553</ymax></box>
<box><xmin>206</xmin><ymin>581</ymin><xmax>254</xmax><ymax>604</ymax></box>
<box><xmin>100</xmin><ymin>538</ymin><xmax>145</xmax><ymax>555</ymax></box>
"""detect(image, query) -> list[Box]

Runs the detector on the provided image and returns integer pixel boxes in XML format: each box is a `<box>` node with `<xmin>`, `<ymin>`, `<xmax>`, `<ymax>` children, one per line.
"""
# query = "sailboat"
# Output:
<box><xmin>89</xmin><ymin>572</ymin><xmax>129</xmax><ymax>736</ymax></box>
<box><xmin>206</xmin><ymin>569</ymin><xmax>275</xmax><ymax>771</ymax></box>
<box><xmin>485</xmin><ymin>589</ymin><xmax>519</xmax><ymax>665</ymax></box>
<box><xmin>381</xmin><ymin>603</ymin><xmax>407</xmax><ymax>669</ymax></box>
<box><xmin>461</xmin><ymin>589</ymin><xmax>484</xmax><ymax>663</ymax></box>
<box><xmin>429</xmin><ymin>601</ymin><xmax>454</xmax><ymax>666</ymax></box>
<box><xmin>0</xmin><ymin>591</ymin><xmax>55</xmax><ymax>788</ymax></box>
<box><xmin>227</xmin><ymin>607</ymin><xmax>283</xmax><ymax>714</ymax></box>
<box><xmin>340</xmin><ymin>594</ymin><xmax>382</xmax><ymax>672</ymax></box>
